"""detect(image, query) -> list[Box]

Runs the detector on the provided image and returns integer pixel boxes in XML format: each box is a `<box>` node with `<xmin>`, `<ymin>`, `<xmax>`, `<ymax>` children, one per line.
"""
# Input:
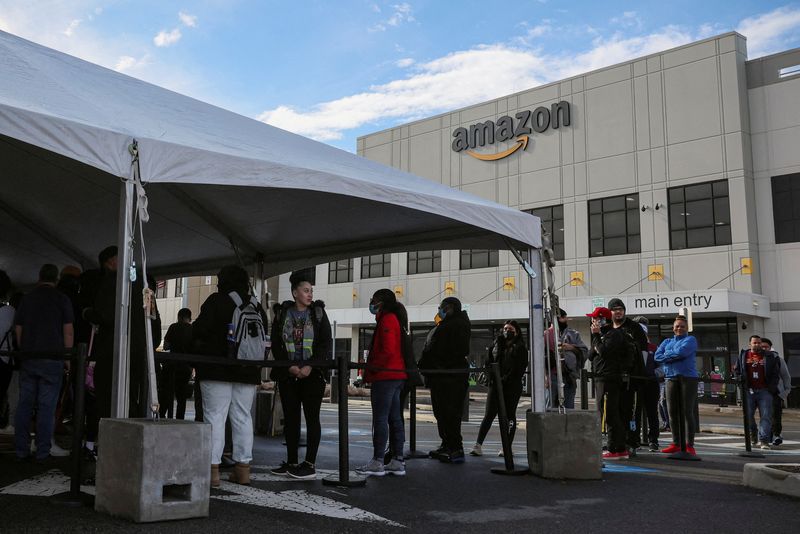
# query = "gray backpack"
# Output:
<box><xmin>228</xmin><ymin>291</ymin><xmax>267</xmax><ymax>361</ymax></box>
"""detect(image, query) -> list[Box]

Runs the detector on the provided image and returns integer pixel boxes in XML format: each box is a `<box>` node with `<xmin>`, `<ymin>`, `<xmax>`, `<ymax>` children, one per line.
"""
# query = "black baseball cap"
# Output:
<box><xmin>607</xmin><ymin>298</ymin><xmax>625</xmax><ymax>310</ymax></box>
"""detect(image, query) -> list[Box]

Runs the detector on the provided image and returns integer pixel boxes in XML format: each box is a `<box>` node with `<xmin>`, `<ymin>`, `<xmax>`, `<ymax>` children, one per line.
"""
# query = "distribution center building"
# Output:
<box><xmin>266</xmin><ymin>32</ymin><xmax>800</xmax><ymax>387</ymax></box>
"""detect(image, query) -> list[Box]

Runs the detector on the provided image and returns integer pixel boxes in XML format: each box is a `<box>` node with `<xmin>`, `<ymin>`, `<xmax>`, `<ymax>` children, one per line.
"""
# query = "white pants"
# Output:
<box><xmin>200</xmin><ymin>381</ymin><xmax>256</xmax><ymax>465</ymax></box>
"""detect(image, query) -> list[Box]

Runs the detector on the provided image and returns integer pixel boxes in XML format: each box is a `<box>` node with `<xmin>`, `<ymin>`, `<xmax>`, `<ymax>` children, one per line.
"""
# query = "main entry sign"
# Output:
<box><xmin>452</xmin><ymin>101</ymin><xmax>571</xmax><ymax>161</ymax></box>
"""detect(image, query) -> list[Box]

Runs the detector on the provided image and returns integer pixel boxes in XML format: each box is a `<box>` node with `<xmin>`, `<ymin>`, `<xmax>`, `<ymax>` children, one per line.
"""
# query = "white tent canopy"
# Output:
<box><xmin>0</xmin><ymin>30</ymin><xmax>540</xmax><ymax>287</ymax></box>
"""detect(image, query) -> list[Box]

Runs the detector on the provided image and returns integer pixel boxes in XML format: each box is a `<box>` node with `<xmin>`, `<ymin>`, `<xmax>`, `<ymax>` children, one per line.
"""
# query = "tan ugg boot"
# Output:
<box><xmin>210</xmin><ymin>464</ymin><xmax>220</xmax><ymax>488</ymax></box>
<box><xmin>229</xmin><ymin>463</ymin><xmax>250</xmax><ymax>485</ymax></box>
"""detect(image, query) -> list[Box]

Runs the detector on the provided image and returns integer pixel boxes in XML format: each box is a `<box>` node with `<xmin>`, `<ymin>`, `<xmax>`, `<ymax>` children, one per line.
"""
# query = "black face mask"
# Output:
<box><xmin>503</xmin><ymin>331</ymin><xmax>514</xmax><ymax>340</ymax></box>
<box><xmin>557</xmin><ymin>320</ymin><xmax>567</xmax><ymax>332</ymax></box>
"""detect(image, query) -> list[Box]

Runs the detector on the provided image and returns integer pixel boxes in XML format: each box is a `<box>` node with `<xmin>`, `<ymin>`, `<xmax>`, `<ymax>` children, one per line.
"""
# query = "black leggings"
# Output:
<box><xmin>279</xmin><ymin>373</ymin><xmax>326</xmax><ymax>464</ymax></box>
<box><xmin>476</xmin><ymin>382</ymin><xmax>522</xmax><ymax>445</ymax></box>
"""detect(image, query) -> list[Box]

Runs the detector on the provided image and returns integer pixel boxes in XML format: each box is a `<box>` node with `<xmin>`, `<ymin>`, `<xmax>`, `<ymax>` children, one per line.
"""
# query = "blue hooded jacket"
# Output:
<box><xmin>654</xmin><ymin>334</ymin><xmax>698</xmax><ymax>378</ymax></box>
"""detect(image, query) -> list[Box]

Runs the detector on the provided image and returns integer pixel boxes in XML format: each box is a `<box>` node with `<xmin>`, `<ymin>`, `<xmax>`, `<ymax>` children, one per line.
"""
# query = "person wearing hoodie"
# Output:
<box><xmin>654</xmin><ymin>315</ymin><xmax>699</xmax><ymax>455</ymax></box>
<box><xmin>269</xmin><ymin>270</ymin><xmax>332</xmax><ymax>480</ymax></box>
<box><xmin>356</xmin><ymin>289</ymin><xmax>408</xmax><ymax>477</ymax></box>
<box><xmin>192</xmin><ymin>265</ymin><xmax>266</xmax><ymax>487</ymax></box>
<box><xmin>470</xmin><ymin>320</ymin><xmax>528</xmax><ymax>456</ymax></box>
<box><xmin>418</xmin><ymin>297</ymin><xmax>471</xmax><ymax>464</ymax></box>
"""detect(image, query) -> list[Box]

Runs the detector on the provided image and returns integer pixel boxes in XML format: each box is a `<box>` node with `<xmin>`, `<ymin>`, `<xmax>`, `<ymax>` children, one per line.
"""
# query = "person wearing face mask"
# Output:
<box><xmin>470</xmin><ymin>320</ymin><xmax>528</xmax><ymax>456</ymax></box>
<box><xmin>269</xmin><ymin>269</ymin><xmax>332</xmax><ymax>480</ymax></box>
<box><xmin>545</xmin><ymin>309</ymin><xmax>588</xmax><ymax>410</ymax></box>
<box><xmin>356</xmin><ymin>289</ymin><xmax>408</xmax><ymax>477</ymax></box>
<box><xmin>418</xmin><ymin>297</ymin><xmax>471</xmax><ymax>463</ymax></box>
<box><xmin>654</xmin><ymin>315</ymin><xmax>699</xmax><ymax>455</ymax></box>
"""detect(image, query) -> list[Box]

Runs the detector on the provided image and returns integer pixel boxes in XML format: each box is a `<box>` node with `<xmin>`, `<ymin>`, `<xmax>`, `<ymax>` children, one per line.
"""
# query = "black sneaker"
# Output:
<box><xmin>428</xmin><ymin>446</ymin><xmax>447</xmax><ymax>460</ymax></box>
<box><xmin>82</xmin><ymin>446</ymin><xmax>97</xmax><ymax>462</ymax></box>
<box><xmin>288</xmin><ymin>461</ymin><xmax>316</xmax><ymax>480</ymax></box>
<box><xmin>220</xmin><ymin>455</ymin><xmax>236</xmax><ymax>468</ymax></box>
<box><xmin>270</xmin><ymin>461</ymin><xmax>295</xmax><ymax>476</ymax></box>
<box><xmin>648</xmin><ymin>442</ymin><xmax>659</xmax><ymax>452</ymax></box>
<box><xmin>439</xmin><ymin>449</ymin><xmax>465</xmax><ymax>464</ymax></box>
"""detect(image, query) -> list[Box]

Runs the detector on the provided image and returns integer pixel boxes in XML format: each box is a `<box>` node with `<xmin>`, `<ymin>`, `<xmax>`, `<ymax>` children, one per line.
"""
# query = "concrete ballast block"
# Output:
<box><xmin>95</xmin><ymin>419</ymin><xmax>212</xmax><ymax>522</ymax></box>
<box><xmin>526</xmin><ymin>411</ymin><xmax>602</xmax><ymax>480</ymax></box>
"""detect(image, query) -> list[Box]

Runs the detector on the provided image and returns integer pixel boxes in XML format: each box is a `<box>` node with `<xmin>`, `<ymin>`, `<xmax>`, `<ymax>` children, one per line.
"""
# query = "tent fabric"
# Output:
<box><xmin>0</xmin><ymin>31</ymin><xmax>540</xmax><ymax>286</ymax></box>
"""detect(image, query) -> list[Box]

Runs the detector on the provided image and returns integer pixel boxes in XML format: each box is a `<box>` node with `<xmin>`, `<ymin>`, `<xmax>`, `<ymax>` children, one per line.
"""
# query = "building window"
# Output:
<box><xmin>408</xmin><ymin>250</ymin><xmax>441</xmax><ymax>275</ymax></box>
<box><xmin>669</xmin><ymin>180</ymin><xmax>731</xmax><ymax>250</ymax></box>
<box><xmin>155</xmin><ymin>280</ymin><xmax>167</xmax><ymax>299</ymax></box>
<box><xmin>525</xmin><ymin>205</ymin><xmax>564</xmax><ymax>261</ymax></box>
<box><xmin>588</xmin><ymin>194</ymin><xmax>640</xmax><ymax>256</ymax></box>
<box><xmin>174</xmin><ymin>277</ymin><xmax>184</xmax><ymax>298</ymax></box>
<box><xmin>361</xmin><ymin>254</ymin><xmax>391</xmax><ymax>279</ymax></box>
<box><xmin>772</xmin><ymin>173</ymin><xmax>800</xmax><ymax>244</ymax></box>
<box><xmin>328</xmin><ymin>259</ymin><xmax>353</xmax><ymax>284</ymax></box>
<box><xmin>460</xmin><ymin>249</ymin><xmax>499</xmax><ymax>269</ymax></box>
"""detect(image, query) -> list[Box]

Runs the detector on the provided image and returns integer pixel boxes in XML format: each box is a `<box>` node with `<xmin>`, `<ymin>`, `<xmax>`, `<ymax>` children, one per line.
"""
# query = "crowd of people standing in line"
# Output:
<box><xmin>1</xmin><ymin>257</ymin><xmax>794</xmax><ymax>482</ymax></box>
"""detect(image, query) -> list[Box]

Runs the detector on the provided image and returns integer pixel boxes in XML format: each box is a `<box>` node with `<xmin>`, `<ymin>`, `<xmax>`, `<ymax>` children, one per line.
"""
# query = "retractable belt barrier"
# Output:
<box><xmin>579</xmin><ymin>370</ymin><xmax>761</xmax><ymax>460</ymax></box>
<box><xmin>3</xmin><ymin>348</ymin><xmax>521</xmax><ymax>488</ymax></box>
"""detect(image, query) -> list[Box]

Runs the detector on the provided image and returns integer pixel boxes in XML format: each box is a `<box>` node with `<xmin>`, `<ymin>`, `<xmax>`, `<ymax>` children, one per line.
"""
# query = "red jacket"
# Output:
<box><xmin>365</xmin><ymin>311</ymin><xmax>407</xmax><ymax>383</ymax></box>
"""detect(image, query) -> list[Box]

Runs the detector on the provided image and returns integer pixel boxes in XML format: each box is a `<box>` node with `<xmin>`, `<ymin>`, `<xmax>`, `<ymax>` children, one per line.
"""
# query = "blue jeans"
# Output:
<box><xmin>747</xmin><ymin>388</ymin><xmax>774</xmax><ymax>443</ymax></box>
<box><xmin>370</xmin><ymin>380</ymin><xmax>405</xmax><ymax>460</ymax></box>
<box><xmin>15</xmin><ymin>362</ymin><xmax>63</xmax><ymax>459</ymax></box>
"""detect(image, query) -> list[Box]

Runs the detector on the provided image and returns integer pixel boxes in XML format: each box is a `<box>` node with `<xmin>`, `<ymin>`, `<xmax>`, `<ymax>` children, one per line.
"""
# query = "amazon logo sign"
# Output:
<box><xmin>451</xmin><ymin>101</ymin><xmax>571</xmax><ymax>161</ymax></box>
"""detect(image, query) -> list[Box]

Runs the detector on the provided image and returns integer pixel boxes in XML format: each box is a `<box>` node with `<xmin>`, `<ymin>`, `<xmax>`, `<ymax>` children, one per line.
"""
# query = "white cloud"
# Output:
<box><xmin>395</xmin><ymin>57</ymin><xmax>414</xmax><ymax>67</ymax></box>
<box><xmin>114</xmin><ymin>54</ymin><xmax>149</xmax><ymax>73</ymax></box>
<box><xmin>610</xmin><ymin>11</ymin><xmax>642</xmax><ymax>30</ymax></box>
<box><xmin>737</xmin><ymin>5</ymin><xmax>800</xmax><ymax>57</ymax></box>
<box><xmin>179</xmin><ymin>11</ymin><xmax>198</xmax><ymax>28</ymax></box>
<box><xmin>257</xmin><ymin>25</ymin><xmax>704</xmax><ymax>141</ymax></box>
<box><xmin>258</xmin><ymin>45</ymin><xmax>546</xmax><ymax>140</ymax></box>
<box><xmin>63</xmin><ymin>19</ymin><xmax>81</xmax><ymax>37</ymax></box>
<box><xmin>370</xmin><ymin>2</ymin><xmax>415</xmax><ymax>32</ymax></box>
<box><xmin>154</xmin><ymin>28</ymin><xmax>182</xmax><ymax>47</ymax></box>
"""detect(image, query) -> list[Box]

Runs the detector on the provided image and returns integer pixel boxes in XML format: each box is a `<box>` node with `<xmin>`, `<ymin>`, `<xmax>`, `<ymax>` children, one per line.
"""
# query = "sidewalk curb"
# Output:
<box><xmin>743</xmin><ymin>464</ymin><xmax>800</xmax><ymax>499</ymax></box>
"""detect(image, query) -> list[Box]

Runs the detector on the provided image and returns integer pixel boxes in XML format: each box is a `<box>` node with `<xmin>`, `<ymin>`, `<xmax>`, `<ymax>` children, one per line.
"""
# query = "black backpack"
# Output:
<box><xmin>401</xmin><ymin>326</ymin><xmax>424</xmax><ymax>387</ymax></box>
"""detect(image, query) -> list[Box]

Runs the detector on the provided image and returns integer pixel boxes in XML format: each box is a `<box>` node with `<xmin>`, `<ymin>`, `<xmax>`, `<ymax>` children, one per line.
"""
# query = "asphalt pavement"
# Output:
<box><xmin>1</xmin><ymin>393</ymin><xmax>799</xmax><ymax>532</ymax></box>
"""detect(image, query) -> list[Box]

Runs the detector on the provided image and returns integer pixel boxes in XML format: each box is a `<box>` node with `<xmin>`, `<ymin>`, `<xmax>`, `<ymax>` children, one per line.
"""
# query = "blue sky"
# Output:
<box><xmin>2</xmin><ymin>1</ymin><xmax>799</xmax><ymax>151</ymax></box>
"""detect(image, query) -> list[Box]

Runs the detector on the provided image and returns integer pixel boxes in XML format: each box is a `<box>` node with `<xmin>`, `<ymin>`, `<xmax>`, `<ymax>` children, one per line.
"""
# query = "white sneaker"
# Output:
<box><xmin>0</xmin><ymin>425</ymin><xmax>14</xmax><ymax>435</ymax></box>
<box><xmin>355</xmin><ymin>459</ymin><xmax>385</xmax><ymax>477</ymax></box>
<box><xmin>384</xmin><ymin>458</ymin><xmax>406</xmax><ymax>476</ymax></box>
<box><xmin>498</xmin><ymin>449</ymin><xmax>505</xmax><ymax>457</ymax></box>
<box><xmin>50</xmin><ymin>441</ymin><xmax>70</xmax><ymax>457</ymax></box>
<box><xmin>469</xmin><ymin>443</ymin><xmax>483</xmax><ymax>456</ymax></box>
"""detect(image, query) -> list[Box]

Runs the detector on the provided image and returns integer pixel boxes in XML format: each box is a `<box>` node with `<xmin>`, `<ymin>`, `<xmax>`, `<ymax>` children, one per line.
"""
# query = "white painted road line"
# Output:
<box><xmin>214</xmin><ymin>481</ymin><xmax>402</xmax><ymax>526</ymax></box>
<box><xmin>0</xmin><ymin>470</ymin><xmax>402</xmax><ymax>527</ymax></box>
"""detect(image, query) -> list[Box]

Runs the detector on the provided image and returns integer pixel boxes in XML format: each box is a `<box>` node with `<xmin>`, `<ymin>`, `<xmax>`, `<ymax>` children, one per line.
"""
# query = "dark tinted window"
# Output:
<box><xmin>460</xmin><ymin>250</ymin><xmax>499</xmax><ymax>270</ymax></box>
<box><xmin>668</xmin><ymin>180</ymin><xmax>731</xmax><ymax>250</ymax></box>
<box><xmin>772</xmin><ymin>173</ymin><xmax>800</xmax><ymax>244</ymax></box>
<box><xmin>361</xmin><ymin>254</ymin><xmax>391</xmax><ymax>279</ymax></box>
<box><xmin>408</xmin><ymin>250</ymin><xmax>441</xmax><ymax>275</ymax></box>
<box><xmin>588</xmin><ymin>194</ymin><xmax>640</xmax><ymax>256</ymax></box>
<box><xmin>525</xmin><ymin>205</ymin><xmax>564</xmax><ymax>260</ymax></box>
<box><xmin>328</xmin><ymin>259</ymin><xmax>353</xmax><ymax>284</ymax></box>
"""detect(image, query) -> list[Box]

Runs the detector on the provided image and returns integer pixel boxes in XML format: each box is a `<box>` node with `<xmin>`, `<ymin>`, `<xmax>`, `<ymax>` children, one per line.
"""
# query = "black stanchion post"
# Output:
<box><xmin>406</xmin><ymin>386</ymin><xmax>427</xmax><ymax>460</ymax></box>
<box><xmin>489</xmin><ymin>363</ymin><xmax>528</xmax><ymax>476</ymax></box>
<box><xmin>323</xmin><ymin>356</ymin><xmax>366</xmax><ymax>487</ymax></box>
<box><xmin>580</xmin><ymin>369</ymin><xmax>589</xmax><ymax>410</ymax></box>
<box><xmin>54</xmin><ymin>344</ymin><xmax>94</xmax><ymax>506</ymax></box>
<box><xmin>738</xmin><ymin>371</ymin><xmax>764</xmax><ymax>458</ymax></box>
<box><xmin>667</xmin><ymin>376</ymin><xmax>700</xmax><ymax>462</ymax></box>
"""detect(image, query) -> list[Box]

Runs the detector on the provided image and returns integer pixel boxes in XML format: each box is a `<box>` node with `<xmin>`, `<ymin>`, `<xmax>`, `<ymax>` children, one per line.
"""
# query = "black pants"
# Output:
<box><xmin>0</xmin><ymin>359</ymin><xmax>13</xmax><ymax>427</ymax></box>
<box><xmin>429</xmin><ymin>375</ymin><xmax>468</xmax><ymax>452</ymax></box>
<box><xmin>596</xmin><ymin>379</ymin><xmax>626</xmax><ymax>453</ymax></box>
<box><xmin>666</xmin><ymin>378</ymin><xmax>699</xmax><ymax>447</ymax></box>
<box><xmin>772</xmin><ymin>395</ymin><xmax>784</xmax><ymax>438</ymax></box>
<box><xmin>642</xmin><ymin>381</ymin><xmax>661</xmax><ymax>444</ymax></box>
<box><xmin>279</xmin><ymin>373</ymin><xmax>326</xmax><ymax>464</ymax></box>
<box><xmin>158</xmin><ymin>363</ymin><xmax>192</xmax><ymax>419</ymax></box>
<box><xmin>477</xmin><ymin>381</ymin><xmax>522</xmax><ymax>445</ymax></box>
<box><xmin>621</xmin><ymin>381</ymin><xmax>641</xmax><ymax>448</ymax></box>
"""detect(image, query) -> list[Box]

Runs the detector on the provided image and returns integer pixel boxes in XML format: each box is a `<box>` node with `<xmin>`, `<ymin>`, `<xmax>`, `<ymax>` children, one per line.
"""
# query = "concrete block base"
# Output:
<box><xmin>95</xmin><ymin>418</ymin><xmax>212</xmax><ymax>523</ymax></box>
<box><xmin>526</xmin><ymin>411</ymin><xmax>602</xmax><ymax>480</ymax></box>
<box><xmin>743</xmin><ymin>463</ymin><xmax>800</xmax><ymax>498</ymax></box>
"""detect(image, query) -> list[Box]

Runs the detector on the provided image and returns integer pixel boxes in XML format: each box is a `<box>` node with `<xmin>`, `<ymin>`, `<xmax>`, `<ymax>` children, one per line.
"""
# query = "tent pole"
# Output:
<box><xmin>528</xmin><ymin>247</ymin><xmax>545</xmax><ymax>413</ymax></box>
<box><xmin>111</xmin><ymin>178</ymin><xmax>135</xmax><ymax>418</ymax></box>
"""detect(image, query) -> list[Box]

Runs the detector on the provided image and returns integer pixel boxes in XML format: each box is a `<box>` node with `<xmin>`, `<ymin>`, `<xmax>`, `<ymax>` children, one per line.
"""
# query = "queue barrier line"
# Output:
<box><xmin>578</xmin><ymin>370</ymin><xmax>767</xmax><ymax>460</ymax></box>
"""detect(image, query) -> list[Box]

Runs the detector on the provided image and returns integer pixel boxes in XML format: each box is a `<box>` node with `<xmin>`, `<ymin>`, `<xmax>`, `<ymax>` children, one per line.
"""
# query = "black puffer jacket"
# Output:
<box><xmin>192</xmin><ymin>290</ymin><xmax>265</xmax><ymax>385</ymax></box>
<box><xmin>418</xmin><ymin>310</ymin><xmax>471</xmax><ymax>371</ymax></box>
<box><xmin>269</xmin><ymin>300</ymin><xmax>332</xmax><ymax>382</ymax></box>
<box><xmin>589</xmin><ymin>325</ymin><xmax>631</xmax><ymax>379</ymax></box>
<box><xmin>487</xmin><ymin>334</ymin><xmax>528</xmax><ymax>388</ymax></box>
